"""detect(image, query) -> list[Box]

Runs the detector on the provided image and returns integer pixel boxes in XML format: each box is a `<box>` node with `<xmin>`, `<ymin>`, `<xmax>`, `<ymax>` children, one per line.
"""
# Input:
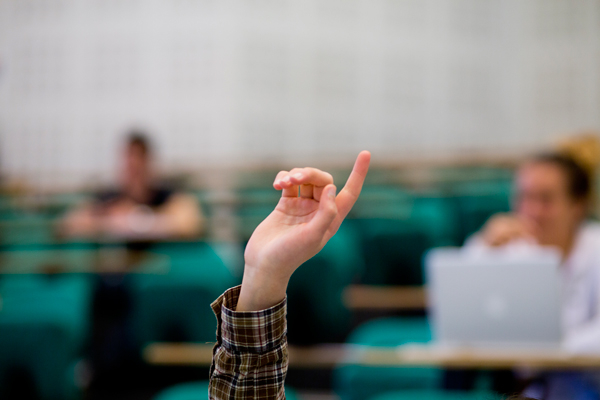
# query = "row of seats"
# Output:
<box><xmin>152</xmin><ymin>381</ymin><xmax>503</xmax><ymax>400</ymax></box>
<box><xmin>0</xmin><ymin>275</ymin><xmax>92</xmax><ymax>399</ymax></box>
<box><xmin>0</xmin><ymin>178</ymin><xmax>512</xmax><ymax>248</ymax></box>
<box><xmin>0</xmin><ymin>179</ymin><xmax>512</xmax><ymax>287</ymax></box>
<box><xmin>0</xmin><ymin>229</ymin><xmax>364</xmax><ymax>398</ymax></box>
<box><xmin>236</xmin><ymin>180</ymin><xmax>512</xmax><ymax>244</ymax></box>
<box><xmin>238</xmin><ymin>181</ymin><xmax>512</xmax><ymax>286</ymax></box>
<box><xmin>0</xmin><ymin>242</ymin><xmax>241</xmax><ymax>399</ymax></box>
<box><xmin>154</xmin><ymin>381</ymin><xmax>300</xmax><ymax>400</ymax></box>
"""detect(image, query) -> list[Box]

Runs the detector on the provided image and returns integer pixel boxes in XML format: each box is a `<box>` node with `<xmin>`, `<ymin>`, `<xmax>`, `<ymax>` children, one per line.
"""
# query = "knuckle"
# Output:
<box><xmin>274</xmin><ymin>171</ymin><xmax>287</xmax><ymax>182</ymax></box>
<box><xmin>325</xmin><ymin>202</ymin><xmax>338</xmax><ymax>216</ymax></box>
<box><xmin>300</xmin><ymin>167</ymin><xmax>314</xmax><ymax>178</ymax></box>
<box><xmin>306</xmin><ymin>167</ymin><xmax>322</xmax><ymax>176</ymax></box>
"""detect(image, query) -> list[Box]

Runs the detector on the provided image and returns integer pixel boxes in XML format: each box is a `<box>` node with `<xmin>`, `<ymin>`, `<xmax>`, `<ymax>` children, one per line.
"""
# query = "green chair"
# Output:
<box><xmin>286</xmin><ymin>222</ymin><xmax>364</xmax><ymax>344</ymax></box>
<box><xmin>154</xmin><ymin>380</ymin><xmax>299</xmax><ymax>400</ymax></box>
<box><xmin>0</xmin><ymin>214</ymin><xmax>57</xmax><ymax>246</ymax></box>
<box><xmin>368</xmin><ymin>389</ymin><xmax>504</xmax><ymax>400</ymax></box>
<box><xmin>452</xmin><ymin>181</ymin><xmax>513</xmax><ymax>245</ymax></box>
<box><xmin>0</xmin><ymin>274</ymin><xmax>93</xmax><ymax>400</ymax></box>
<box><xmin>411</xmin><ymin>195</ymin><xmax>458</xmax><ymax>249</ymax></box>
<box><xmin>348</xmin><ymin>184</ymin><xmax>458</xmax><ymax>286</ymax></box>
<box><xmin>129</xmin><ymin>242</ymin><xmax>241</xmax><ymax>348</ymax></box>
<box><xmin>353</xmin><ymin>193</ymin><xmax>456</xmax><ymax>286</ymax></box>
<box><xmin>334</xmin><ymin>317</ymin><xmax>441</xmax><ymax>400</ymax></box>
<box><xmin>354</xmin><ymin>218</ymin><xmax>428</xmax><ymax>285</ymax></box>
<box><xmin>350</xmin><ymin>186</ymin><xmax>414</xmax><ymax>220</ymax></box>
<box><xmin>235</xmin><ymin>187</ymin><xmax>281</xmax><ymax>241</ymax></box>
<box><xmin>192</xmin><ymin>189</ymin><xmax>213</xmax><ymax>218</ymax></box>
<box><xmin>42</xmin><ymin>192</ymin><xmax>90</xmax><ymax>218</ymax></box>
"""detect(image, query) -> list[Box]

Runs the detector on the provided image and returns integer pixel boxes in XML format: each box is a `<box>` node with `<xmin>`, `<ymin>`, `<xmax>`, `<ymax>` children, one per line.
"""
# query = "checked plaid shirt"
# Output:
<box><xmin>209</xmin><ymin>286</ymin><xmax>289</xmax><ymax>400</ymax></box>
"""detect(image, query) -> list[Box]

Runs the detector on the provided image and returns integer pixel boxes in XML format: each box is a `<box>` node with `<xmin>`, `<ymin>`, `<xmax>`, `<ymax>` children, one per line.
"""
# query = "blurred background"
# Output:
<box><xmin>0</xmin><ymin>0</ymin><xmax>599</xmax><ymax>399</ymax></box>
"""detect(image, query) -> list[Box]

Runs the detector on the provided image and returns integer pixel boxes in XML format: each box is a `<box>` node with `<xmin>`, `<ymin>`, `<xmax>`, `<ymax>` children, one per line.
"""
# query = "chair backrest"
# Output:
<box><xmin>287</xmin><ymin>222</ymin><xmax>365</xmax><ymax>344</ymax></box>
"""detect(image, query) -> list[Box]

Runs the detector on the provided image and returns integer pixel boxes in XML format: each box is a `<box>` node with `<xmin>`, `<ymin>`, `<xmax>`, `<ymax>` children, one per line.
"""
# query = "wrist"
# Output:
<box><xmin>236</xmin><ymin>265</ymin><xmax>290</xmax><ymax>312</ymax></box>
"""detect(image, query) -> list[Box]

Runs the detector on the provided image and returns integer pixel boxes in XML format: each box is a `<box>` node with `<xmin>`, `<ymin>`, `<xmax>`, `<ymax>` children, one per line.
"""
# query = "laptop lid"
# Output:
<box><xmin>425</xmin><ymin>247</ymin><xmax>562</xmax><ymax>348</ymax></box>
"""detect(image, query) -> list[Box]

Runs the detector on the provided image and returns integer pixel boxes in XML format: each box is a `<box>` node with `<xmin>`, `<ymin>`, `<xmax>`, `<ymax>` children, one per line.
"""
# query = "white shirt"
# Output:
<box><xmin>561</xmin><ymin>222</ymin><xmax>600</xmax><ymax>353</ymax></box>
<box><xmin>467</xmin><ymin>222</ymin><xmax>600</xmax><ymax>354</ymax></box>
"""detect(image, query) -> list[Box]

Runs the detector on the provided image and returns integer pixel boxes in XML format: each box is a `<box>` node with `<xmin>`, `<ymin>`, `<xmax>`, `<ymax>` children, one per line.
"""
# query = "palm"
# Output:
<box><xmin>245</xmin><ymin>197</ymin><xmax>326</xmax><ymax>278</ymax></box>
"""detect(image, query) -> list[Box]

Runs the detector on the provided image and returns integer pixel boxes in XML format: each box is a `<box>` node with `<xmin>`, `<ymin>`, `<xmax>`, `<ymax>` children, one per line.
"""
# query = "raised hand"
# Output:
<box><xmin>237</xmin><ymin>151</ymin><xmax>371</xmax><ymax>311</ymax></box>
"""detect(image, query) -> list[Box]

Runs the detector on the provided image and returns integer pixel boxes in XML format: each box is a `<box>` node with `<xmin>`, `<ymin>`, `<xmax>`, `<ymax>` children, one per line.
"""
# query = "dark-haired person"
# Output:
<box><xmin>470</xmin><ymin>137</ymin><xmax>600</xmax><ymax>399</ymax></box>
<box><xmin>62</xmin><ymin>132</ymin><xmax>204</xmax><ymax>240</ymax></box>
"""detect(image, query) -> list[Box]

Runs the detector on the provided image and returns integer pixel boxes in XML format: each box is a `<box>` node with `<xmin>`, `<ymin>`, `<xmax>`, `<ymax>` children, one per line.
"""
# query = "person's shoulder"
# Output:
<box><xmin>576</xmin><ymin>221</ymin><xmax>600</xmax><ymax>261</ymax></box>
<box><xmin>580</xmin><ymin>221</ymin><xmax>600</xmax><ymax>240</ymax></box>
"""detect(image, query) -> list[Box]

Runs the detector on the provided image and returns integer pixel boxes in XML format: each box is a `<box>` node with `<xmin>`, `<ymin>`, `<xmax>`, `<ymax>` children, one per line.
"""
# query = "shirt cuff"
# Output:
<box><xmin>211</xmin><ymin>285</ymin><xmax>287</xmax><ymax>354</ymax></box>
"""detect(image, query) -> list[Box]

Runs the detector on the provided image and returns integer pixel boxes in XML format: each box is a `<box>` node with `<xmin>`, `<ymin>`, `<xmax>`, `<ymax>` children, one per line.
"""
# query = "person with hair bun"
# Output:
<box><xmin>473</xmin><ymin>134</ymin><xmax>600</xmax><ymax>399</ymax></box>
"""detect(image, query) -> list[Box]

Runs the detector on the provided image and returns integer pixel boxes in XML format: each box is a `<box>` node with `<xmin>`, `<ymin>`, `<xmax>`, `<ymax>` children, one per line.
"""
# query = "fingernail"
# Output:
<box><xmin>282</xmin><ymin>176</ymin><xmax>291</xmax><ymax>183</ymax></box>
<box><xmin>329</xmin><ymin>187</ymin><xmax>336</xmax><ymax>198</ymax></box>
<box><xmin>293</xmin><ymin>173</ymin><xmax>303</xmax><ymax>180</ymax></box>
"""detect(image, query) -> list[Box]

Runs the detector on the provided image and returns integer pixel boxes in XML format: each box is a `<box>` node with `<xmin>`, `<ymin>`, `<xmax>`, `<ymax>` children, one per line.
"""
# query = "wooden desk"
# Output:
<box><xmin>144</xmin><ymin>343</ymin><xmax>600</xmax><ymax>370</ymax></box>
<box><xmin>343</xmin><ymin>285</ymin><xmax>427</xmax><ymax>311</ymax></box>
<box><xmin>144</xmin><ymin>343</ymin><xmax>348</xmax><ymax>369</ymax></box>
<box><xmin>0</xmin><ymin>248</ymin><xmax>170</xmax><ymax>274</ymax></box>
<box><xmin>364</xmin><ymin>345</ymin><xmax>600</xmax><ymax>370</ymax></box>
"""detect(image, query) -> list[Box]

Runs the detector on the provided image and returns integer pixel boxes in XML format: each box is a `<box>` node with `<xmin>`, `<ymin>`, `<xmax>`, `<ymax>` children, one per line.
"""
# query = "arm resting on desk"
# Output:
<box><xmin>209</xmin><ymin>286</ymin><xmax>288</xmax><ymax>400</ymax></box>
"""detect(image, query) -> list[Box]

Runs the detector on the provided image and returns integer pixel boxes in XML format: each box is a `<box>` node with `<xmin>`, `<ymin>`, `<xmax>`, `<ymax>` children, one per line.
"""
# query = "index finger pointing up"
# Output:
<box><xmin>335</xmin><ymin>150</ymin><xmax>371</xmax><ymax>220</ymax></box>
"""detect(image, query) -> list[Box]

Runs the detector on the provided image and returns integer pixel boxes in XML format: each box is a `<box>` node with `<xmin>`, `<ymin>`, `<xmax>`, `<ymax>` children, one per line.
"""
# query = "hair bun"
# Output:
<box><xmin>557</xmin><ymin>133</ymin><xmax>600</xmax><ymax>175</ymax></box>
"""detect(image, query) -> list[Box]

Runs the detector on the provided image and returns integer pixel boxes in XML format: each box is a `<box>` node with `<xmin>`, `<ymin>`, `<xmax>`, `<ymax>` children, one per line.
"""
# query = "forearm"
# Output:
<box><xmin>100</xmin><ymin>213</ymin><xmax>196</xmax><ymax>240</ymax></box>
<box><xmin>237</xmin><ymin>266</ymin><xmax>290</xmax><ymax>312</ymax></box>
<box><xmin>209</xmin><ymin>286</ymin><xmax>289</xmax><ymax>400</ymax></box>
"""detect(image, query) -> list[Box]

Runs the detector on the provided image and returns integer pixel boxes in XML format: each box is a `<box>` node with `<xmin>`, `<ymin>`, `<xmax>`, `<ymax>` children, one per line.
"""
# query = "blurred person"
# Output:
<box><xmin>61</xmin><ymin>132</ymin><xmax>204</xmax><ymax>241</ymax></box>
<box><xmin>471</xmin><ymin>134</ymin><xmax>600</xmax><ymax>399</ymax></box>
<box><xmin>59</xmin><ymin>132</ymin><xmax>205</xmax><ymax>384</ymax></box>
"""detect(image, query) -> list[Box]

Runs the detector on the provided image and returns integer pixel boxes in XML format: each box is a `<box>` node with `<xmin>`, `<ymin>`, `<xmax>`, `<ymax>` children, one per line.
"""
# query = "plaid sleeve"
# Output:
<box><xmin>209</xmin><ymin>285</ymin><xmax>288</xmax><ymax>400</ymax></box>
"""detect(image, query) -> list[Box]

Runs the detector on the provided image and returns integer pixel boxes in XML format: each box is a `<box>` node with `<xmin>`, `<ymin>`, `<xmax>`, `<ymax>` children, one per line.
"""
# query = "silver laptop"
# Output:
<box><xmin>425</xmin><ymin>247</ymin><xmax>563</xmax><ymax>349</ymax></box>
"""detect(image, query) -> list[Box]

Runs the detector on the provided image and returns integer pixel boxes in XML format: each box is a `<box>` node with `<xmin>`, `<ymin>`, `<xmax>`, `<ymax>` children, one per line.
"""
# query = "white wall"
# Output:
<box><xmin>1</xmin><ymin>0</ymin><xmax>599</xmax><ymax>189</ymax></box>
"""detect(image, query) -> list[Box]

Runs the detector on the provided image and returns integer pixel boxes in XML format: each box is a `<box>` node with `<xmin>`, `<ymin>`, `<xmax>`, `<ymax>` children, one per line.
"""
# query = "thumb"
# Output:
<box><xmin>308</xmin><ymin>184</ymin><xmax>338</xmax><ymax>236</ymax></box>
